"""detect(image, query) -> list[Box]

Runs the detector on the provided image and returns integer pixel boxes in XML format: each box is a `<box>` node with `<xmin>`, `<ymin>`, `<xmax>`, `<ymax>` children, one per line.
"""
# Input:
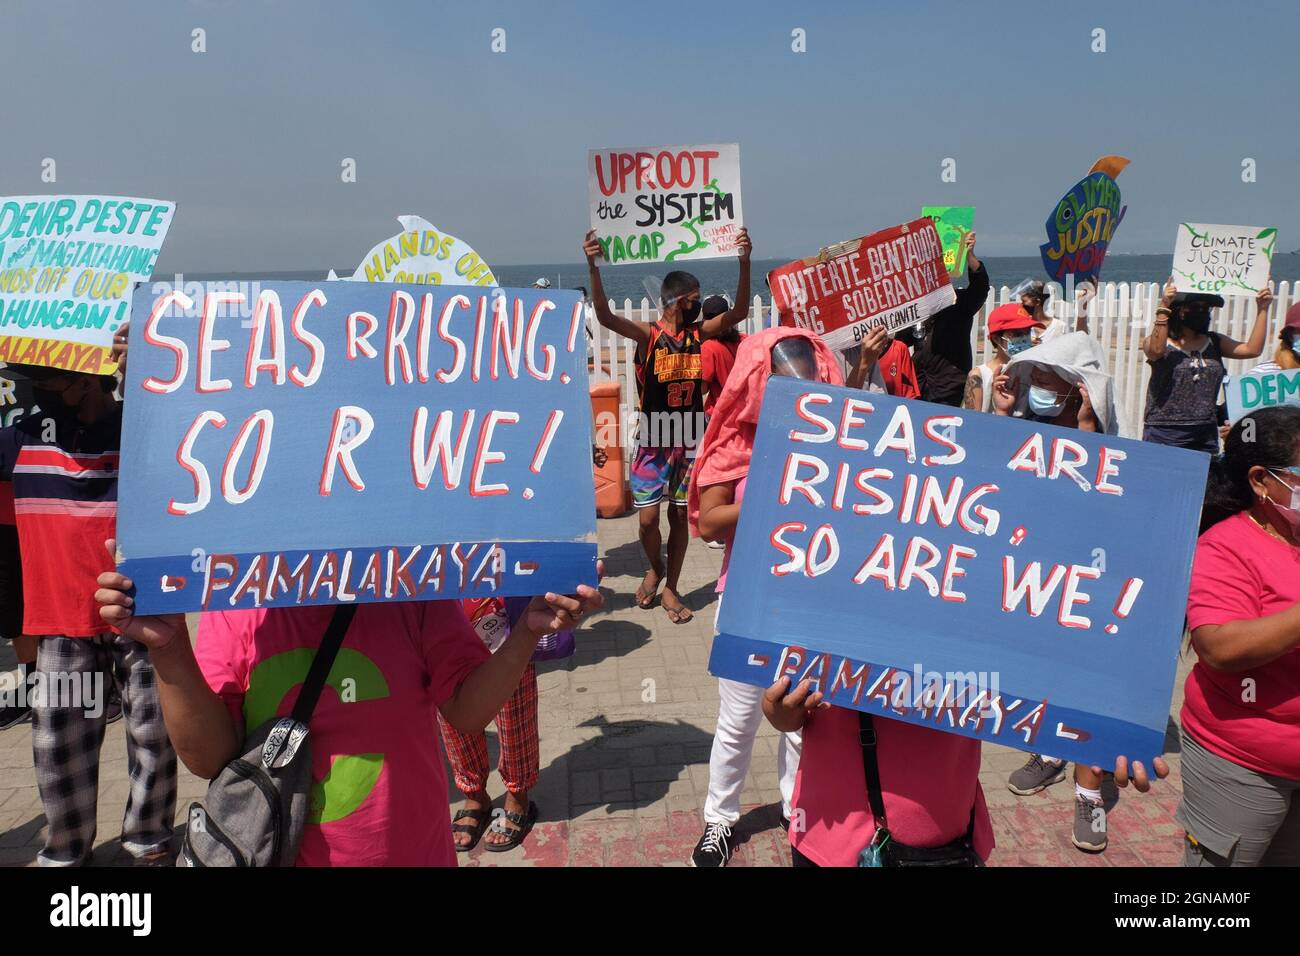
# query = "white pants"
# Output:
<box><xmin>703</xmin><ymin>676</ymin><xmax>801</xmax><ymax>826</ymax></box>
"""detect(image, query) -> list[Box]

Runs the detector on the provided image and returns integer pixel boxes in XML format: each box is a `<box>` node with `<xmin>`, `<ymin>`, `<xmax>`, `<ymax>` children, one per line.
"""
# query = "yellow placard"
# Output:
<box><xmin>0</xmin><ymin>335</ymin><xmax>118</xmax><ymax>375</ymax></box>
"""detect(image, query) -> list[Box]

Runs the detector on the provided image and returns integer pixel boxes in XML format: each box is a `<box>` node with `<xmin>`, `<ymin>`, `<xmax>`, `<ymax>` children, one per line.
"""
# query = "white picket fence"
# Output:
<box><xmin>587</xmin><ymin>281</ymin><xmax>1298</xmax><ymax>450</ymax></box>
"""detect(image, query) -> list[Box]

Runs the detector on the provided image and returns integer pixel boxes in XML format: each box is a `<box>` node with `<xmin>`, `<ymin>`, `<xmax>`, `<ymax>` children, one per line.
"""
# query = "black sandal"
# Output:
<box><xmin>484</xmin><ymin>802</ymin><xmax>538</xmax><ymax>853</ymax></box>
<box><xmin>451</xmin><ymin>808</ymin><xmax>491</xmax><ymax>853</ymax></box>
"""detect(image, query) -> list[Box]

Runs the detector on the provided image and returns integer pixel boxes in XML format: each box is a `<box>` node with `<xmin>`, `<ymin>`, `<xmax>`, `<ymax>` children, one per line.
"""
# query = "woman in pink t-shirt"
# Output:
<box><xmin>95</xmin><ymin>542</ymin><xmax>602</xmax><ymax>867</ymax></box>
<box><xmin>1179</xmin><ymin>405</ymin><xmax>1300</xmax><ymax>866</ymax></box>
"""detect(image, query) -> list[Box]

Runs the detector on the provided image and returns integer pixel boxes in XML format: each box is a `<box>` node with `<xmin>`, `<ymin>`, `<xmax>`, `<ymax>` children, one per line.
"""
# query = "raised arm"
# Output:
<box><xmin>953</xmin><ymin>232</ymin><xmax>988</xmax><ymax>315</ymax></box>
<box><xmin>1216</xmin><ymin>285</ymin><xmax>1274</xmax><ymax>360</ymax></box>
<box><xmin>584</xmin><ymin>230</ymin><xmax>652</xmax><ymax>347</ymax></box>
<box><xmin>1142</xmin><ymin>278</ymin><xmax>1176</xmax><ymax>363</ymax></box>
<box><xmin>700</xmin><ymin>228</ymin><xmax>753</xmax><ymax>339</ymax></box>
<box><xmin>845</xmin><ymin>326</ymin><xmax>888</xmax><ymax>390</ymax></box>
<box><xmin>1074</xmin><ymin>280</ymin><xmax>1096</xmax><ymax>334</ymax></box>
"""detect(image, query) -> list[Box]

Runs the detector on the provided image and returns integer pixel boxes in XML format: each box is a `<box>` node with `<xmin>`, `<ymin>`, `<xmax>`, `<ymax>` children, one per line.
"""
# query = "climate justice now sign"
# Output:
<box><xmin>709</xmin><ymin>378</ymin><xmax>1207</xmax><ymax>767</ymax></box>
<box><xmin>769</xmin><ymin>218</ymin><xmax>955</xmax><ymax>352</ymax></box>
<box><xmin>117</xmin><ymin>281</ymin><xmax>598</xmax><ymax>614</ymax></box>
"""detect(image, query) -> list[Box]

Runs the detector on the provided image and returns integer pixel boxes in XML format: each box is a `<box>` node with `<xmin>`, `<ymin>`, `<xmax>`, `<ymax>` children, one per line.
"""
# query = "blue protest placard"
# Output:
<box><xmin>117</xmin><ymin>281</ymin><xmax>597</xmax><ymax>613</ymax></box>
<box><xmin>708</xmin><ymin>378</ymin><xmax>1208</xmax><ymax>767</ymax></box>
<box><xmin>1038</xmin><ymin>172</ymin><xmax>1125</xmax><ymax>285</ymax></box>
<box><xmin>1225</xmin><ymin>368</ymin><xmax>1300</xmax><ymax>422</ymax></box>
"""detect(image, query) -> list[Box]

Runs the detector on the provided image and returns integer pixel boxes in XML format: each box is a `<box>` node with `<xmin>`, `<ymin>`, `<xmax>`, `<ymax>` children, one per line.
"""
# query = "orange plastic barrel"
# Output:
<box><xmin>590</xmin><ymin>381</ymin><xmax>629</xmax><ymax>518</ymax></box>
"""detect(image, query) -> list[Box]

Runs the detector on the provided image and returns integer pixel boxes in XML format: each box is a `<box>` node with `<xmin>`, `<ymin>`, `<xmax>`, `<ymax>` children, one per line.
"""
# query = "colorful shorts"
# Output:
<box><xmin>631</xmin><ymin>446</ymin><xmax>694</xmax><ymax>509</ymax></box>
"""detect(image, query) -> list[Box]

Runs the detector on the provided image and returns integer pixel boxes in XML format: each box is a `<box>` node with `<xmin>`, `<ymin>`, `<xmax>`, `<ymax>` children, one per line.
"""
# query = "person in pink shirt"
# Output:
<box><xmin>1179</xmin><ymin>405</ymin><xmax>1300</xmax><ymax>866</ymax></box>
<box><xmin>95</xmin><ymin>540</ymin><xmax>602</xmax><ymax>867</ymax></box>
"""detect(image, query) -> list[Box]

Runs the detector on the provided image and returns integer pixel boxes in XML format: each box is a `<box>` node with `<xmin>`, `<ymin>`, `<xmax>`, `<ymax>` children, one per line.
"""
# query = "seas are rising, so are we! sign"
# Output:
<box><xmin>117</xmin><ymin>282</ymin><xmax>598</xmax><ymax>614</ymax></box>
<box><xmin>709</xmin><ymin>378</ymin><xmax>1208</xmax><ymax>768</ymax></box>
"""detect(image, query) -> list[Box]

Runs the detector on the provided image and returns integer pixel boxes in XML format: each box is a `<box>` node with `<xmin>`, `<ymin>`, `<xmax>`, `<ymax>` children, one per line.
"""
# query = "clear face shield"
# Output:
<box><xmin>771</xmin><ymin>337</ymin><xmax>819</xmax><ymax>380</ymax></box>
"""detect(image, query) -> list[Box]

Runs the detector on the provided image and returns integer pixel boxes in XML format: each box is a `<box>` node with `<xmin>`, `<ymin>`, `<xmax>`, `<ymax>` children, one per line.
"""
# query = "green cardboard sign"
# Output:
<box><xmin>922</xmin><ymin>206</ymin><xmax>975</xmax><ymax>277</ymax></box>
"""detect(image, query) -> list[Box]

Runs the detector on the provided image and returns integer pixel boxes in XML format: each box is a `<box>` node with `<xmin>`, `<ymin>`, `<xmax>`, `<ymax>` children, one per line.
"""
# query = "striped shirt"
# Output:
<box><xmin>0</xmin><ymin>403</ymin><xmax>121</xmax><ymax>637</ymax></box>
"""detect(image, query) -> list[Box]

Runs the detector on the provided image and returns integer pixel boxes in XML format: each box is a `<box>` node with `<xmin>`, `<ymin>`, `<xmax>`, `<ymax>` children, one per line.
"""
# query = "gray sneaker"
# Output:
<box><xmin>1072</xmin><ymin>793</ymin><xmax>1108</xmax><ymax>852</ymax></box>
<box><xmin>1007</xmin><ymin>754</ymin><xmax>1067</xmax><ymax>795</ymax></box>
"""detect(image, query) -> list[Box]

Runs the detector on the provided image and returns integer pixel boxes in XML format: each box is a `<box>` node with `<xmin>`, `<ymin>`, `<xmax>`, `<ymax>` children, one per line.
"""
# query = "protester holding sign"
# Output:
<box><xmin>95</xmin><ymin>549</ymin><xmax>602</xmax><ymax>866</ymax></box>
<box><xmin>0</xmin><ymin>357</ymin><xmax>177</xmax><ymax>866</ymax></box>
<box><xmin>687</xmin><ymin>327</ymin><xmax>843</xmax><ymax>866</ymax></box>
<box><xmin>908</xmin><ymin>232</ymin><xmax>987</xmax><ymax>406</ymax></box>
<box><xmin>1142</xmin><ymin>278</ymin><xmax>1272</xmax><ymax>453</ymax></box>
<box><xmin>993</xmin><ymin>332</ymin><xmax>1135</xmax><ymax>851</ymax></box>
<box><xmin>846</xmin><ymin>326</ymin><xmax>920</xmax><ymax>399</ymax></box>
<box><xmin>583</xmin><ymin>228</ymin><xmax>752</xmax><ymax>624</ymax></box>
<box><xmin>1178</xmin><ymin>407</ymin><xmax>1300</xmax><ymax>866</ymax></box>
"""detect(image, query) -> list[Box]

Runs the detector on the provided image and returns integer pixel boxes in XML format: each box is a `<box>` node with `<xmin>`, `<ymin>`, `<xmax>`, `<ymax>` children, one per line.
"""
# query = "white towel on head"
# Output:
<box><xmin>1004</xmin><ymin>331</ymin><xmax>1121</xmax><ymax>435</ymax></box>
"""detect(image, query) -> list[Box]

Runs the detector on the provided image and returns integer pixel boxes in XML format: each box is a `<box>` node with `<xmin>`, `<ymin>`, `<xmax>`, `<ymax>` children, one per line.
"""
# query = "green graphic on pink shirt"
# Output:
<box><xmin>245</xmin><ymin>648</ymin><xmax>390</xmax><ymax>824</ymax></box>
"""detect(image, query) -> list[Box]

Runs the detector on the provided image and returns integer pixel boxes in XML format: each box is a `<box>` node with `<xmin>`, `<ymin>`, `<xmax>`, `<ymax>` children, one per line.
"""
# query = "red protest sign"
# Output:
<box><xmin>768</xmin><ymin>218</ymin><xmax>955</xmax><ymax>352</ymax></box>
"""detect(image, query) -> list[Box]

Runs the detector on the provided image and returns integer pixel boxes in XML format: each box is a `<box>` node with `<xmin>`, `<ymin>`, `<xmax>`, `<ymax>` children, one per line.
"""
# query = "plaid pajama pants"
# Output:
<box><xmin>438</xmin><ymin>664</ymin><xmax>539</xmax><ymax>794</ymax></box>
<box><xmin>31</xmin><ymin>634</ymin><xmax>177</xmax><ymax>866</ymax></box>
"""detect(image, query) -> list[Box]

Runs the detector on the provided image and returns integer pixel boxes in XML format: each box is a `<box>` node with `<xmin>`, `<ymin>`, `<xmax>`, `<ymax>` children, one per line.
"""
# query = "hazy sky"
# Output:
<box><xmin>4</xmin><ymin>0</ymin><xmax>1296</xmax><ymax>271</ymax></box>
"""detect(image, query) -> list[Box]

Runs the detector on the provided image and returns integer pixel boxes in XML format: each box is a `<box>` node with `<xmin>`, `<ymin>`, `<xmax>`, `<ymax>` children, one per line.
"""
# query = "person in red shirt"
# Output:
<box><xmin>0</xmin><ymin>358</ymin><xmax>177</xmax><ymax>866</ymax></box>
<box><xmin>583</xmin><ymin>227</ymin><xmax>752</xmax><ymax>624</ymax></box>
<box><xmin>845</xmin><ymin>325</ymin><xmax>920</xmax><ymax>399</ymax></box>
<box><xmin>1178</xmin><ymin>405</ymin><xmax>1300</xmax><ymax>866</ymax></box>
<box><xmin>700</xmin><ymin>295</ymin><xmax>743</xmax><ymax>417</ymax></box>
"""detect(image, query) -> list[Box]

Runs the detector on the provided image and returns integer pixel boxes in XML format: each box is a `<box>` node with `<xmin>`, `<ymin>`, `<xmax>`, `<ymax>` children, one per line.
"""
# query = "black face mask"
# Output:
<box><xmin>33</xmin><ymin>379</ymin><xmax>81</xmax><ymax>411</ymax></box>
<box><xmin>1181</xmin><ymin>310</ymin><xmax>1212</xmax><ymax>334</ymax></box>
<box><xmin>679</xmin><ymin>300</ymin><xmax>701</xmax><ymax>323</ymax></box>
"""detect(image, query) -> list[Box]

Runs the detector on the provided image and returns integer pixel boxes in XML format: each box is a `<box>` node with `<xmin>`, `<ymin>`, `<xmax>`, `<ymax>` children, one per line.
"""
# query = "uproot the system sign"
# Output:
<box><xmin>769</xmin><ymin>218</ymin><xmax>955</xmax><ymax>352</ymax></box>
<box><xmin>588</xmin><ymin>144</ymin><xmax>743</xmax><ymax>265</ymax></box>
<box><xmin>117</xmin><ymin>281</ymin><xmax>598</xmax><ymax>614</ymax></box>
<box><xmin>709</xmin><ymin>378</ymin><xmax>1207</xmax><ymax>767</ymax></box>
<box><xmin>0</xmin><ymin>195</ymin><xmax>175</xmax><ymax>374</ymax></box>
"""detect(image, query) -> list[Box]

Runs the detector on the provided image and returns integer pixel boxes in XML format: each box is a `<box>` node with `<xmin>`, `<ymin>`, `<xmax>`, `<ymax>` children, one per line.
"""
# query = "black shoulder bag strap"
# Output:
<box><xmin>857</xmin><ymin>710</ymin><xmax>890</xmax><ymax>829</ymax></box>
<box><xmin>858</xmin><ymin>709</ymin><xmax>978</xmax><ymax>853</ymax></box>
<box><xmin>290</xmin><ymin>604</ymin><xmax>358</xmax><ymax>725</ymax></box>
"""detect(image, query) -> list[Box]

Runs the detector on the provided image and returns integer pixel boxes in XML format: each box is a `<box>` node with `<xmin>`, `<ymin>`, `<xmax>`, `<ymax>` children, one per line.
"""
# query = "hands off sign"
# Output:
<box><xmin>118</xmin><ymin>282</ymin><xmax>597</xmax><ymax>614</ymax></box>
<box><xmin>769</xmin><ymin>219</ymin><xmax>955</xmax><ymax>352</ymax></box>
<box><xmin>0</xmin><ymin>195</ymin><xmax>175</xmax><ymax>374</ymax></box>
<box><xmin>588</xmin><ymin>144</ymin><xmax>743</xmax><ymax>264</ymax></box>
<box><xmin>709</xmin><ymin>379</ymin><xmax>1207</xmax><ymax>766</ymax></box>
<box><xmin>1172</xmin><ymin>223</ymin><xmax>1275</xmax><ymax>298</ymax></box>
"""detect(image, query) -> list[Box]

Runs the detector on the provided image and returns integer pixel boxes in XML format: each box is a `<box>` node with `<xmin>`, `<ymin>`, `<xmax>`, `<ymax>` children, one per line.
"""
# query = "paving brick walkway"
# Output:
<box><xmin>0</xmin><ymin>510</ymin><xmax>1191</xmax><ymax>867</ymax></box>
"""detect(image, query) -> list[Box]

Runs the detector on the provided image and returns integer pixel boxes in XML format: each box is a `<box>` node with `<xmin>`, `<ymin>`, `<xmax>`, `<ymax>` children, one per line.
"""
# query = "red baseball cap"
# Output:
<box><xmin>988</xmin><ymin>303</ymin><xmax>1044</xmax><ymax>335</ymax></box>
<box><xmin>1285</xmin><ymin>302</ymin><xmax>1300</xmax><ymax>332</ymax></box>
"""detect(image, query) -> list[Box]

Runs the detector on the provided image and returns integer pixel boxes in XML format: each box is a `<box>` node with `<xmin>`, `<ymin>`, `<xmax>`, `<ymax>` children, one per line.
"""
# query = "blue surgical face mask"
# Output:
<box><xmin>1005</xmin><ymin>333</ymin><xmax>1034</xmax><ymax>356</ymax></box>
<box><xmin>1027</xmin><ymin>384</ymin><xmax>1067</xmax><ymax>417</ymax></box>
<box><xmin>1289</xmin><ymin>338</ymin><xmax>1300</xmax><ymax>358</ymax></box>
